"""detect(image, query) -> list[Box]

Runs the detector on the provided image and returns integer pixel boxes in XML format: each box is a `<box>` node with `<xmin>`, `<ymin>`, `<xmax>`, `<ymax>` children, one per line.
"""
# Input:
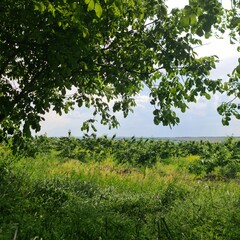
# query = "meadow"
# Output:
<box><xmin>1</xmin><ymin>136</ymin><xmax>240</xmax><ymax>239</ymax></box>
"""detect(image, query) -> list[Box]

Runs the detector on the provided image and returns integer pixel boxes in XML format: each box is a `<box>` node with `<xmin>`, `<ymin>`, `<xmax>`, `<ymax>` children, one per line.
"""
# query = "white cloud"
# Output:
<box><xmin>166</xmin><ymin>0</ymin><xmax>233</xmax><ymax>11</ymax></box>
<box><xmin>166</xmin><ymin>0</ymin><xmax>188</xmax><ymax>11</ymax></box>
<box><xmin>188</xmin><ymin>98</ymin><xmax>208</xmax><ymax>117</ymax></box>
<box><xmin>39</xmin><ymin>111</ymin><xmax>71</xmax><ymax>136</ymax></box>
<box><xmin>196</xmin><ymin>37</ymin><xmax>239</xmax><ymax>60</ymax></box>
<box><xmin>135</xmin><ymin>95</ymin><xmax>150</xmax><ymax>108</ymax></box>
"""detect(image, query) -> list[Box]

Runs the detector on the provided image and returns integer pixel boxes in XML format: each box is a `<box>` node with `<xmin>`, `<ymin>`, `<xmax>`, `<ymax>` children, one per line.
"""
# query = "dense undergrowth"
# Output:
<box><xmin>1</xmin><ymin>136</ymin><xmax>240</xmax><ymax>239</ymax></box>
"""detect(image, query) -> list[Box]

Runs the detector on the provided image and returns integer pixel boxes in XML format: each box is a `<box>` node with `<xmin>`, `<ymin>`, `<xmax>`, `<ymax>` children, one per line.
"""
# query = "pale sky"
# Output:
<box><xmin>38</xmin><ymin>0</ymin><xmax>240</xmax><ymax>137</ymax></box>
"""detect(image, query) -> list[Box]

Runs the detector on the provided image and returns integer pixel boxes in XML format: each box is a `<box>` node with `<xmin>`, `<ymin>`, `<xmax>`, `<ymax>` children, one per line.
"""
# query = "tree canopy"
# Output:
<box><xmin>0</xmin><ymin>0</ymin><xmax>239</xmax><ymax>138</ymax></box>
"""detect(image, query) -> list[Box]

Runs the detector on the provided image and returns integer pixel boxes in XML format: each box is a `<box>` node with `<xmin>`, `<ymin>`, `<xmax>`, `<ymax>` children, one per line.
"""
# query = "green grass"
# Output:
<box><xmin>1</xmin><ymin>141</ymin><xmax>240</xmax><ymax>239</ymax></box>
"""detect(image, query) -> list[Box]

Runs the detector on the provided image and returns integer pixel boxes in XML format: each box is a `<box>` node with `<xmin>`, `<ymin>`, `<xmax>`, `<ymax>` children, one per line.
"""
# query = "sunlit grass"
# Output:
<box><xmin>11</xmin><ymin>152</ymin><xmax>201</xmax><ymax>196</ymax></box>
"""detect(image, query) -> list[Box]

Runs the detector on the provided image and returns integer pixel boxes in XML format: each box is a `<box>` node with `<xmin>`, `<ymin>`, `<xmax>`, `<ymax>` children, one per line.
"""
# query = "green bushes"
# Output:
<box><xmin>54</xmin><ymin>136</ymin><xmax>240</xmax><ymax>180</ymax></box>
<box><xmin>188</xmin><ymin>137</ymin><xmax>240</xmax><ymax>179</ymax></box>
<box><xmin>55</xmin><ymin>137</ymin><xmax>196</xmax><ymax>166</ymax></box>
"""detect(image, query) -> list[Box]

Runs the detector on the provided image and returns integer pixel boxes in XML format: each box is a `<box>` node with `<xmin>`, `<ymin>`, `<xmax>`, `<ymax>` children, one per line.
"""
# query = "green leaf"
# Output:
<box><xmin>95</xmin><ymin>2</ymin><xmax>103</xmax><ymax>18</ymax></box>
<box><xmin>34</xmin><ymin>2</ymin><xmax>46</xmax><ymax>13</ymax></box>
<box><xmin>235</xmin><ymin>64</ymin><xmax>240</xmax><ymax>74</ymax></box>
<box><xmin>72</xmin><ymin>2</ymin><xmax>77</xmax><ymax>9</ymax></box>
<box><xmin>223</xmin><ymin>82</ymin><xmax>228</xmax><ymax>91</ymax></box>
<box><xmin>154</xmin><ymin>116</ymin><xmax>160</xmax><ymax>125</ymax></box>
<box><xmin>196</xmin><ymin>28</ymin><xmax>204</xmax><ymax>37</ymax></box>
<box><xmin>153</xmin><ymin>109</ymin><xmax>159</xmax><ymax>115</ymax></box>
<box><xmin>91</xmin><ymin>124</ymin><xmax>97</xmax><ymax>132</ymax></box>
<box><xmin>180</xmin><ymin>105</ymin><xmax>186</xmax><ymax>113</ymax></box>
<box><xmin>180</xmin><ymin>16</ymin><xmax>189</xmax><ymax>27</ymax></box>
<box><xmin>205</xmin><ymin>93</ymin><xmax>211</xmax><ymax>100</ymax></box>
<box><xmin>82</xmin><ymin>27</ymin><xmax>89</xmax><ymax>38</ymax></box>
<box><xmin>189</xmin><ymin>14</ymin><xmax>197</xmax><ymax>26</ymax></box>
<box><xmin>235</xmin><ymin>114</ymin><xmax>240</xmax><ymax>120</ymax></box>
<box><xmin>202</xmin><ymin>21</ymin><xmax>212</xmax><ymax>33</ymax></box>
<box><xmin>217</xmin><ymin>106</ymin><xmax>223</xmax><ymax>115</ymax></box>
<box><xmin>23</xmin><ymin>123</ymin><xmax>31</xmax><ymax>137</ymax></box>
<box><xmin>87</xmin><ymin>0</ymin><xmax>95</xmax><ymax>11</ymax></box>
<box><xmin>222</xmin><ymin>118</ymin><xmax>230</xmax><ymax>126</ymax></box>
<box><xmin>48</xmin><ymin>3</ymin><xmax>56</xmax><ymax>17</ymax></box>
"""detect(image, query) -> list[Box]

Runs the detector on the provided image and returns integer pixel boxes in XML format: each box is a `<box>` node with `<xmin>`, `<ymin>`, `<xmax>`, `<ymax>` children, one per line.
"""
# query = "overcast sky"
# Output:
<box><xmin>38</xmin><ymin>0</ymin><xmax>240</xmax><ymax>137</ymax></box>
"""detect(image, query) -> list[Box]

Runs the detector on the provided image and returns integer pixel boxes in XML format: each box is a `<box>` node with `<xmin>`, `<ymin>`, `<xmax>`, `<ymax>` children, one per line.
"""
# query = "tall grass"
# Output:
<box><xmin>1</xmin><ymin>138</ymin><xmax>240</xmax><ymax>239</ymax></box>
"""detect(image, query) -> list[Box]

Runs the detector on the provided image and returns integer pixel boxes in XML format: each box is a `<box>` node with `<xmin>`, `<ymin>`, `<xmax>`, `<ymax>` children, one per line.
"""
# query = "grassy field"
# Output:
<box><xmin>1</xmin><ymin>136</ymin><xmax>240</xmax><ymax>239</ymax></box>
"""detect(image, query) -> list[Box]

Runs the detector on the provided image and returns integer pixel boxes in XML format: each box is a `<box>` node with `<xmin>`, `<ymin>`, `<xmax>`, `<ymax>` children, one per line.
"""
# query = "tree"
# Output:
<box><xmin>0</xmin><ymin>0</ymin><xmax>239</xmax><ymax>138</ymax></box>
